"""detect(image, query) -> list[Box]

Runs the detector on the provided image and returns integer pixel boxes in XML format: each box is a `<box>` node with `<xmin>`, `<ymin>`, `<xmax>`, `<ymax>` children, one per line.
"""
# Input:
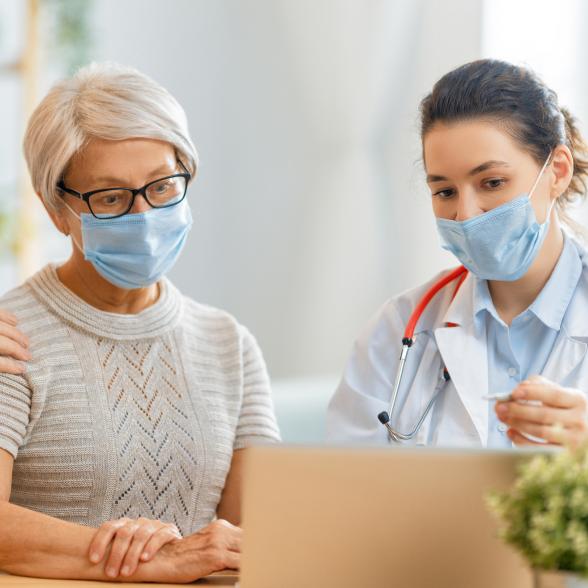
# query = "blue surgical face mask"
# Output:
<box><xmin>64</xmin><ymin>200</ymin><xmax>193</xmax><ymax>289</ymax></box>
<box><xmin>435</xmin><ymin>155</ymin><xmax>553</xmax><ymax>281</ymax></box>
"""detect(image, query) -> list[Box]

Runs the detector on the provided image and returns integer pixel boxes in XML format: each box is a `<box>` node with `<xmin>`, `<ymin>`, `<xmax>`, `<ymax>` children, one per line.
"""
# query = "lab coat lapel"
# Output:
<box><xmin>433</xmin><ymin>275</ymin><xmax>489</xmax><ymax>445</ymax></box>
<box><xmin>435</xmin><ymin>324</ymin><xmax>489</xmax><ymax>445</ymax></box>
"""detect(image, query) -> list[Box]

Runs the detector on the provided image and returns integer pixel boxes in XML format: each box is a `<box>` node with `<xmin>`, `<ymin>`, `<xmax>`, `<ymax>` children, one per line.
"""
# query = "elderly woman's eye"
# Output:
<box><xmin>148</xmin><ymin>179</ymin><xmax>183</xmax><ymax>204</ymax></box>
<box><xmin>102</xmin><ymin>193</ymin><xmax>123</xmax><ymax>205</ymax></box>
<box><xmin>91</xmin><ymin>191</ymin><xmax>129</xmax><ymax>211</ymax></box>
<box><xmin>153</xmin><ymin>180</ymin><xmax>172</xmax><ymax>194</ymax></box>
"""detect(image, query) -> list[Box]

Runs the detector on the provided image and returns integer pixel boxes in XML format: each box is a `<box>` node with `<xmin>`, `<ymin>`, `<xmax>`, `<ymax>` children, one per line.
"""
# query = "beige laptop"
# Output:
<box><xmin>240</xmin><ymin>446</ymin><xmax>534</xmax><ymax>588</ymax></box>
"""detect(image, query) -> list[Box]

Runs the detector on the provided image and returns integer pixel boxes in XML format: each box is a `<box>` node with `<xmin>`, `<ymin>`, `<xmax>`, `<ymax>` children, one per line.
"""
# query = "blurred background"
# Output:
<box><xmin>0</xmin><ymin>0</ymin><xmax>587</xmax><ymax>442</ymax></box>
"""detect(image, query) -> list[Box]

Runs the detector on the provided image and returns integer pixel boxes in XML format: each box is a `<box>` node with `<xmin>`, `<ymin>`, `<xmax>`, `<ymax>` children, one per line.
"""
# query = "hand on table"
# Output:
<box><xmin>88</xmin><ymin>516</ymin><xmax>182</xmax><ymax>578</ymax></box>
<box><xmin>148</xmin><ymin>519</ymin><xmax>242</xmax><ymax>583</ymax></box>
<box><xmin>495</xmin><ymin>375</ymin><xmax>588</xmax><ymax>448</ymax></box>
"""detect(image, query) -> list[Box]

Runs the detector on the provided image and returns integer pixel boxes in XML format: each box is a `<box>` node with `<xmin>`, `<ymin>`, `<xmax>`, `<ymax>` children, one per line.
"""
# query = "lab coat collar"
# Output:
<box><xmin>441</xmin><ymin>231</ymin><xmax>584</xmax><ymax>333</ymax></box>
<box><xmin>439</xmin><ymin>271</ymin><xmax>476</xmax><ymax>331</ymax></box>
<box><xmin>471</xmin><ymin>232</ymin><xmax>581</xmax><ymax>332</ymax></box>
<box><xmin>540</xmin><ymin>236</ymin><xmax>588</xmax><ymax>382</ymax></box>
<box><xmin>560</xmin><ymin>236</ymin><xmax>588</xmax><ymax>339</ymax></box>
<box><xmin>527</xmin><ymin>233</ymin><xmax>582</xmax><ymax>331</ymax></box>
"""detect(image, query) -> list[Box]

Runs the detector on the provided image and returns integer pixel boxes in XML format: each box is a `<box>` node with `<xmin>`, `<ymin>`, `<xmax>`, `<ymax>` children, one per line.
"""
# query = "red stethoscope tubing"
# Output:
<box><xmin>404</xmin><ymin>265</ymin><xmax>468</xmax><ymax>341</ymax></box>
<box><xmin>378</xmin><ymin>265</ymin><xmax>470</xmax><ymax>440</ymax></box>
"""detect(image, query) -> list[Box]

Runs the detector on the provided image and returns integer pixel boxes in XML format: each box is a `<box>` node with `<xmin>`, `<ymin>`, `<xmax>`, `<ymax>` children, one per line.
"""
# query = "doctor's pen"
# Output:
<box><xmin>377</xmin><ymin>266</ymin><xmax>468</xmax><ymax>442</ymax></box>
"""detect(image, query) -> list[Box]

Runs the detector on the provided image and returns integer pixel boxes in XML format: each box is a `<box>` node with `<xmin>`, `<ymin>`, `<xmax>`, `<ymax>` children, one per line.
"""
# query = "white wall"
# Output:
<box><xmin>87</xmin><ymin>0</ymin><xmax>484</xmax><ymax>381</ymax></box>
<box><xmin>86</xmin><ymin>0</ymin><xmax>484</xmax><ymax>383</ymax></box>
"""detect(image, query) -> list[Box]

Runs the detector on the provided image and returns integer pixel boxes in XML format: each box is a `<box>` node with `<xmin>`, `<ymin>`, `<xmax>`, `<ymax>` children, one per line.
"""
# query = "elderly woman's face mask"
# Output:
<box><xmin>62</xmin><ymin>199</ymin><xmax>193</xmax><ymax>289</ymax></box>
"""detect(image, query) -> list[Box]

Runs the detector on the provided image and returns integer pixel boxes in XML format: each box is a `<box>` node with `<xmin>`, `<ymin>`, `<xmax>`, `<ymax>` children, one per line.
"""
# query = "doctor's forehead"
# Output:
<box><xmin>422</xmin><ymin>119</ymin><xmax>530</xmax><ymax>177</ymax></box>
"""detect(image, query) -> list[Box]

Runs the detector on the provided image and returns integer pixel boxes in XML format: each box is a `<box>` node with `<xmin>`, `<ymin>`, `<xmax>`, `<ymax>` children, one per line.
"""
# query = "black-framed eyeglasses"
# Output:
<box><xmin>57</xmin><ymin>160</ymin><xmax>192</xmax><ymax>220</ymax></box>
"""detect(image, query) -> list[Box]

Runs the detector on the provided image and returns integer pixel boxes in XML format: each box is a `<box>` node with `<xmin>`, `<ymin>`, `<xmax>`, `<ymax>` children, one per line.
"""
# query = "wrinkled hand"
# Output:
<box><xmin>150</xmin><ymin>519</ymin><xmax>242</xmax><ymax>583</ymax></box>
<box><xmin>88</xmin><ymin>516</ymin><xmax>182</xmax><ymax>578</ymax></box>
<box><xmin>495</xmin><ymin>375</ymin><xmax>588</xmax><ymax>448</ymax></box>
<box><xmin>0</xmin><ymin>310</ymin><xmax>30</xmax><ymax>374</ymax></box>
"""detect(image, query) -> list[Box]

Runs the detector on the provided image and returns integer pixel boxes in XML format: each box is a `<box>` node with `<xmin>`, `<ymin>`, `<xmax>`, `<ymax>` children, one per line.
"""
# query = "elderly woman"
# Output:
<box><xmin>0</xmin><ymin>63</ymin><xmax>280</xmax><ymax>583</ymax></box>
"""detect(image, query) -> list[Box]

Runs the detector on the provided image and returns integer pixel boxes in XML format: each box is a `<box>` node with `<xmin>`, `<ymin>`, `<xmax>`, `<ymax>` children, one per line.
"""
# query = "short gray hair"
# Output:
<box><xmin>23</xmin><ymin>62</ymin><xmax>199</xmax><ymax>210</ymax></box>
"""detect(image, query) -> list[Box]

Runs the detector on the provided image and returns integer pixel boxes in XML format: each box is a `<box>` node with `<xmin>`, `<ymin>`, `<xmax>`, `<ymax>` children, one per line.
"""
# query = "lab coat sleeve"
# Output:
<box><xmin>326</xmin><ymin>300</ymin><xmax>406</xmax><ymax>445</ymax></box>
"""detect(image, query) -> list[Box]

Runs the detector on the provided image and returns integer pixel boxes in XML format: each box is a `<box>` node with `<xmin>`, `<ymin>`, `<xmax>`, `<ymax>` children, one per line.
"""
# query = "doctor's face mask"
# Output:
<box><xmin>418</xmin><ymin>59</ymin><xmax>584</xmax><ymax>282</ymax></box>
<box><xmin>434</xmin><ymin>154</ymin><xmax>553</xmax><ymax>281</ymax></box>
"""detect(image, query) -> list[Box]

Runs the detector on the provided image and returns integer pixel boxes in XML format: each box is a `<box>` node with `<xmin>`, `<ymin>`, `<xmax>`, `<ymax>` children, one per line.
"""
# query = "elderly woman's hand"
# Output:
<box><xmin>147</xmin><ymin>519</ymin><xmax>241</xmax><ymax>583</ymax></box>
<box><xmin>88</xmin><ymin>516</ymin><xmax>182</xmax><ymax>578</ymax></box>
<box><xmin>495</xmin><ymin>375</ymin><xmax>588</xmax><ymax>448</ymax></box>
<box><xmin>0</xmin><ymin>310</ymin><xmax>31</xmax><ymax>374</ymax></box>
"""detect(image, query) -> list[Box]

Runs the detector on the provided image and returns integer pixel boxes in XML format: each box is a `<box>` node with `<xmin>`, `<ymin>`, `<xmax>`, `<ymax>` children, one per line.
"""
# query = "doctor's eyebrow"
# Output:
<box><xmin>426</xmin><ymin>160</ymin><xmax>511</xmax><ymax>183</ymax></box>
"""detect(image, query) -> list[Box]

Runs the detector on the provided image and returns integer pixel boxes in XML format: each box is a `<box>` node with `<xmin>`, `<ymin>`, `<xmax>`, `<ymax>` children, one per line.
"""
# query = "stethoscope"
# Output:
<box><xmin>377</xmin><ymin>265</ymin><xmax>469</xmax><ymax>442</ymax></box>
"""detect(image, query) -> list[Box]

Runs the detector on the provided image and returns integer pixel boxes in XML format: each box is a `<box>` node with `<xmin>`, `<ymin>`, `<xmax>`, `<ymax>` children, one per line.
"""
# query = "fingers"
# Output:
<box><xmin>504</xmin><ymin>418</ymin><xmax>565</xmax><ymax>445</ymax></box>
<box><xmin>202</xmin><ymin>519</ymin><xmax>242</xmax><ymax>569</ymax></box>
<box><xmin>0</xmin><ymin>310</ymin><xmax>17</xmax><ymax>327</ymax></box>
<box><xmin>511</xmin><ymin>377</ymin><xmax>583</xmax><ymax>409</ymax></box>
<box><xmin>0</xmin><ymin>334</ymin><xmax>31</xmax><ymax>363</ymax></box>
<box><xmin>226</xmin><ymin>526</ymin><xmax>242</xmax><ymax>553</ymax></box>
<box><xmin>122</xmin><ymin>524</ymin><xmax>181</xmax><ymax>577</ymax></box>
<box><xmin>0</xmin><ymin>356</ymin><xmax>27</xmax><ymax>375</ymax></box>
<box><xmin>212</xmin><ymin>519</ymin><xmax>242</xmax><ymax>550</ymax></box>
<box><xmin>222</xmin><ymin>549</ymin><xmax>241</xmax><ymax>570</ymax></box>
<box><xmin>0</xmin><ymin>322</ymin><xmax>29</xmax><ymax>350</ymax></box>
<box><xmin>103</xmin><ymin>521</ymin><xmax>141</xmax><ymax>578</ymax></box>
<box><xmin>507</xmin><ymin>428</ymin><xmax>548</xmax><ymax>446</ymax></box>
<box><xmin>496</xmin><ymin>401</ymin><xmax>577</xmax><ymax>427</ymax></box>
<box><xmin>88</xmin><ymin>518</ymin><xmax>130</xmax><ymax>565</ymax></box>
<box><xmin>0</xmin><ymin>313</ymin><xmax>31</xmax><ymax>371</ymax></box>
<box><xmin>89</xmin><ymin>518</ymin><xmax>184</xmax><ymax>579</ymax></box>
<box><xmin>496</xmin><ymin>377</ymin><xmax>588</xmax><ymax>448</ymax></box>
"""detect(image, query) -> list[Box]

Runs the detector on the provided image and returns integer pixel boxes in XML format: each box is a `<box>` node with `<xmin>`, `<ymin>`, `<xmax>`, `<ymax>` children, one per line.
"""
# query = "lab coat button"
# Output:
<box><xmin>508</xmin><ymin>367</ymin><xmax>517</xmax><ymax>377</ymax></box>
<box><xmin>498</xmin><ymin>423</ymin><xmax>508</xmax><ymax>433</ymax></box>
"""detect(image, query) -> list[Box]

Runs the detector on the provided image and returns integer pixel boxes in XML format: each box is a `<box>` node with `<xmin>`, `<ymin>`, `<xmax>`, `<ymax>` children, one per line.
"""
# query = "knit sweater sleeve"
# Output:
<box><xmin>0</xmin><ymin>374</ymin><xmax>31</xmax><ymax>458</ymax></box>
<box><xmin>233</xmin><ymin>327</ymin><xmax>281</xmax><ymax>449</ymax></box>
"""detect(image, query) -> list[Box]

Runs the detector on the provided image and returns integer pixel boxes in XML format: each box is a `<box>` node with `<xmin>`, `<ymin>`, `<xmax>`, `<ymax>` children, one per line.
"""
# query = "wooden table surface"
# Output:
<box><xmin>0</xmin><ymin>571</ymin><xmax>239</xmax><ymax>586</ymax></box>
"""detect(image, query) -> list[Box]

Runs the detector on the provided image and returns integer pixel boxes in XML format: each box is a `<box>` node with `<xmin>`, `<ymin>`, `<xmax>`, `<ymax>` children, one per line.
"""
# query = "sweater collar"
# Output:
<box><xmin>27</xmin><ymin>264</ymin><xmax>183</xmax><ymax>340</ymax></box>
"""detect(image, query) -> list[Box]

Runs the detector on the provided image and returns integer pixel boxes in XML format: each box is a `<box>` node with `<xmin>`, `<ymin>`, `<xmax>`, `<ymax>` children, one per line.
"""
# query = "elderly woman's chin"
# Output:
<box><xmin>0</xmin><ymin>62</ymin><xmax>280</xmax><ymax>583</ymax></box>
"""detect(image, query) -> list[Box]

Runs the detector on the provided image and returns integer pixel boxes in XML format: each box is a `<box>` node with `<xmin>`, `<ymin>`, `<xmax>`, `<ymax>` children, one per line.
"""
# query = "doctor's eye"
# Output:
<box><xmin>433</xmin><ymin>188</ymin><xmax>455</xmax><ymax>200</ymax></box>
<box><xmin>482</xmin><ymin>177</ymin><xmax>507</xmax><ymax>190</ymax></box>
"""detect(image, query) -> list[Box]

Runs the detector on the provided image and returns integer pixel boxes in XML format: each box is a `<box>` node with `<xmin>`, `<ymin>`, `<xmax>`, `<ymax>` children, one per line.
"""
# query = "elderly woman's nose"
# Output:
<box><xmin>131</xmin><ymin>194</ymin><xmax>152</xmax><ymax>214</ymax></box>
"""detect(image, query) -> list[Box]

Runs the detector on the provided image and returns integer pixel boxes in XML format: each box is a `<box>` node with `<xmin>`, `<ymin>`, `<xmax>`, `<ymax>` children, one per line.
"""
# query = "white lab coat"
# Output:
<box><xmin>326</xmin><ymin>239</ymin><xmax>588</xmax><ymax>447</ymax></box>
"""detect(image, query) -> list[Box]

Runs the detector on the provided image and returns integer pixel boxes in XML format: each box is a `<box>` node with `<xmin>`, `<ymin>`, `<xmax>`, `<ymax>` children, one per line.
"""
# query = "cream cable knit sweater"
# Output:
<box><xmin>0</xmin><ymin>264</ymin><xmax>280</xmax><ymax>535</ymax></box>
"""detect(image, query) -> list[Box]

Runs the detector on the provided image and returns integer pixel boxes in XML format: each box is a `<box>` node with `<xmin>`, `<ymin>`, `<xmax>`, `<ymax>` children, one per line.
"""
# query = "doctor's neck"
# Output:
<box><xmin>487</xmin><ymin>215</ymin><xmax>564</xmax><ymax>326</ymax></box>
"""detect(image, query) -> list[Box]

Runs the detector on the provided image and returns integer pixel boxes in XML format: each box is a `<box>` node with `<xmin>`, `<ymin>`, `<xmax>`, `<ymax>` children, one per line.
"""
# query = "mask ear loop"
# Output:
<box><xmin>528</xmin><ymin>151</ymin><xmax>556</xmax><ymax>223</ymax></box>
<box><xmin>60</xmin><ymin>199</ymin><xmax>85</xmax><ymax>253</ymax></box>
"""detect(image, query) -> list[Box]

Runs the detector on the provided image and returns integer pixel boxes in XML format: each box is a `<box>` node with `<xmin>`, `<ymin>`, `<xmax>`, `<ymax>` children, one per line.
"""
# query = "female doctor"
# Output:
<box><xmin>327</xmin><ymin>59</ymin><xmax>588</xmax><ymax>448</ymax></box>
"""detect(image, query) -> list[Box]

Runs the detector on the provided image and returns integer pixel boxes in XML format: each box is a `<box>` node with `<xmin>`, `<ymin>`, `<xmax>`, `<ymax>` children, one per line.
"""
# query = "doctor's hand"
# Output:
<box><xmin>495</xmin><ymin>375</ymin><xmax>588</xmax><ymax>448</ymax></box>
<box><xmin>0</xmin><ymin>309</ymin><xmax>31</xmax><ymax>374</ymax></box>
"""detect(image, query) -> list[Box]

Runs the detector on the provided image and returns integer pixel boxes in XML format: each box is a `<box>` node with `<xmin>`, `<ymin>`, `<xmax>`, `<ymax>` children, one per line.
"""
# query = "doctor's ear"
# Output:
<box><xmin>548</xmin><ymin>145</ymin><xmax>574</xmax><ymax>200</ymax></box>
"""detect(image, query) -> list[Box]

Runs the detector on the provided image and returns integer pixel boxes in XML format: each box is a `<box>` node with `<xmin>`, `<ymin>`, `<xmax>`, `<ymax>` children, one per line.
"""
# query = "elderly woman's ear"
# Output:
<box><xmin>34</xmin><ymin>190</ymin><xmax>71</xmax><ymax>237</ymax></box>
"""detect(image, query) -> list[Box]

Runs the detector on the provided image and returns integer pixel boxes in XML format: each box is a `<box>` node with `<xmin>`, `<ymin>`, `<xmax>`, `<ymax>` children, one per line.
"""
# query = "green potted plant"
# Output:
<box><xmin>488</xmin><ymin>447</ymin><xmax>588</xmax><ymax>587</ymax></box>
